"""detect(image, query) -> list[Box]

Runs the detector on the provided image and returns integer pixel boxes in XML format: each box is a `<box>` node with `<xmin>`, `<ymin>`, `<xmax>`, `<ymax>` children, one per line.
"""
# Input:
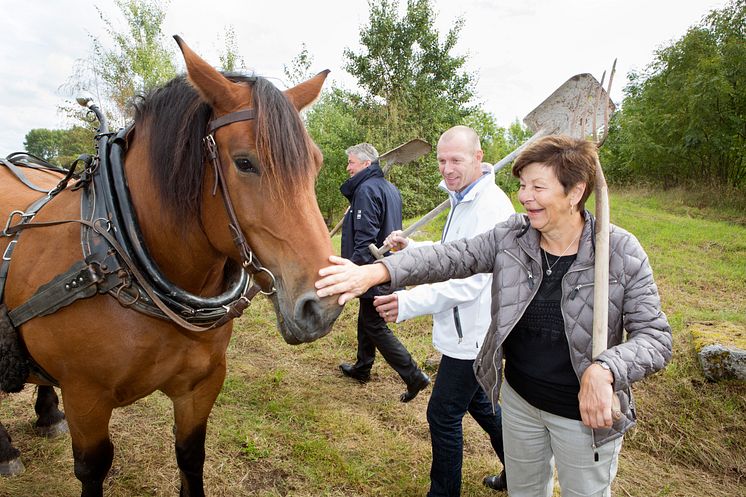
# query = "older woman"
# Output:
<box><xmin>316</xmin><ymin>135</ymin><xmax>672</xmax><ymax>496</ymax></box>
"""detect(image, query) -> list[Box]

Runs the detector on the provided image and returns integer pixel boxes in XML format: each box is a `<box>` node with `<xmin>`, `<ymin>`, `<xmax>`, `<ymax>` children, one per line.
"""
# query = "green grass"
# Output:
<box><xmin>1</xmin><ymin>187</ymin><xmax>744</xmax><ymax>497</ymax></box>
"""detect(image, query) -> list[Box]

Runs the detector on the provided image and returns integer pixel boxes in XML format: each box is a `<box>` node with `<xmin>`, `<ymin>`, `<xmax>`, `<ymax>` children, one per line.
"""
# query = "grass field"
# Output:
<box><xmin>1</xmin><ymin>187</ymin><xmax>744</xmax><ymax>497</ymax></box>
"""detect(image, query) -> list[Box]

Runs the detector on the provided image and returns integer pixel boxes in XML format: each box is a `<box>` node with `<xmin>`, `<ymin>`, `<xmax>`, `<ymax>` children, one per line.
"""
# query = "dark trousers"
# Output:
<box><xmin>426</xmin><ymin>355</ymin><xmax>505</xmax><ymax>497</ymax></box>
<box><xmin>354</xmin><ymin>297</ymin><xmax>419</xmax><ymax>384</ymax></box>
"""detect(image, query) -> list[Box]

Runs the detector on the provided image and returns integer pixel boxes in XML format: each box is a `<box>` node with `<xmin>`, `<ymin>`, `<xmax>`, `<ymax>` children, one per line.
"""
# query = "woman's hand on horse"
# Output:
<box><xmin>315</xmin><ymin>256</ymin><xmax>390</xmax><ymax>305</ymax></box>
<box><xmin>578</xmin><ymin>362</ymin><xmax>615</xmax><ymax>429</ymax></box>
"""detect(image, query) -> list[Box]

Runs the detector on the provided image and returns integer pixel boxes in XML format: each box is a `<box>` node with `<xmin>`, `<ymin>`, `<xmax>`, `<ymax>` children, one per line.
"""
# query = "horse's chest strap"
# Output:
<box><xmin>7</xmin><ymin>261</ymin><xmax>106</xmax><ymax>327</ymax></box>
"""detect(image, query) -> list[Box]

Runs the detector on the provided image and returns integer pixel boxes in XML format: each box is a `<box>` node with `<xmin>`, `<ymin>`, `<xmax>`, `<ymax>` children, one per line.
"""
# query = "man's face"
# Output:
<box><xmin>347</xmin><ymin>154</ymin><xmax>370</xmax><ymax>177</ymax></box>
<box><xmin>436</xmin><ymin>137</ymin><xmax>483</xmax><ymax>192</ymax></box>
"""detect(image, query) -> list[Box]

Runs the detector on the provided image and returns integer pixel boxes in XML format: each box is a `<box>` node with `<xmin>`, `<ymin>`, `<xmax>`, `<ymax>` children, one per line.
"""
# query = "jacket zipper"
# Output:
<box><xmin>569</xmin><ymin>279</ymin><xmax>619</xmax><ymax>300</ymax></box>
<box><xmin>561</xmin><ymin>265</ymin><xmax>619</xmax><ymax>456</ymax></box>
<box><xmin>480</xmin><ymin>248</ymin><xmax>541</xmax><ymax>410</ymax></box>
<box><xmin>557</xmin><ymin>264</ymin><xmax>600</xmax><ymax>457</ymax></box>
<box><xmin>453</xmin><ymin>307</ymin><xmax>463</xmax><ymax>343</ymax></box>
<box><xmin>442</xmin><ymin>201</ymin><xmax>464</xmax><ymax>343</ymax></box>
<box><xmin>503</xmin><ymin>249</ymin><xmax>535</xmax><ymax>289</ymax></box>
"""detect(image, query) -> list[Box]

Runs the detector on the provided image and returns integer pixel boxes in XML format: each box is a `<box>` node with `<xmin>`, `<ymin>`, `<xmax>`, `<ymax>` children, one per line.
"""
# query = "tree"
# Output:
<box><xmin>218</xmin><ymin>26</ymin><xmax>245</xmax><ymax>72</ymax></box>
<box><xmin>343</xmin><ymin>0</ymin><xmax>477</xmax><ymax>214</ymax></box>
<box><xmin>305</xmin><ymin>88</ymin><xmax>366</xmax><ymax>223</ymax></box>
<box><xmin>62</xmin><ymin>0</ymin><xmax>176</xmax><ymax>128</ymax></box>
<box><xmin>283</xmin><ymin>44</ymin><xmax>314</xmax><ymax>87</ymax></box>
<box><xmin>60</xmin><ymin>1</ymin><xmax>251</xmax><ymax>132</ymax></box>
<box><xmin>464</xmin><ymin>111</ymin><xmax>532</xmax><ymax>194</ymax></box>
<box><xmin>23</xmin><ymin>126</ymin><xmax>94</xmax><ymax>167</ymax></box>
<box><xmin>603</xmin><ymin>0</ymin><xmax>745</xmax><ymax>187</ymax></box>
<box><xmin>345</xmin><ymin>0</ymin><xmax>476</xmax><ymax>146</ymax></box>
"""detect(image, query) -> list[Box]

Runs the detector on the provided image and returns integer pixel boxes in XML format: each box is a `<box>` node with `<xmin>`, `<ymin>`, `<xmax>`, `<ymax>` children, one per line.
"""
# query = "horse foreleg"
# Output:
<box><xmin>0</xmin><ymin>419</ymin><xmax>24</xmax><ymax>476</ymax></box>
<box><xmin>63</xmin><ymin>389</ymin><xmax>114</xmax><ymax>497</ymax></box>
<box><xmin>169</xmin><ymin>371</ymin><xmax>226</xmax><ymax>497</ymax></box>
<box><xmin>34</xmin><ymin>386</ymin><xmax>68</xmax><ymax>437</ymax></box>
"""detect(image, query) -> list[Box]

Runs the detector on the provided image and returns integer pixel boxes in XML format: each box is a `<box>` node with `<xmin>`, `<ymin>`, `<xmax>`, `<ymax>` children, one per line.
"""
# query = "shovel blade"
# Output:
<box><xmin>523</xmin><ymin>73</ymin><xmax>616</xmax><ymax>138</ymax></box>
<box><xmin>379</xmin><ymin>138</ymin><xmax>432</xmax><ymax>166</ymax></box>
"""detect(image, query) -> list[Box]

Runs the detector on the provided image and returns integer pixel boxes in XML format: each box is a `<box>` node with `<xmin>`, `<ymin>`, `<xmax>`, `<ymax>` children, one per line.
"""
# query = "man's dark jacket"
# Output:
<box><xmin>340</xmin><ymin>161</ymin><xmax>402</xmax><ymax>298</ymax></box>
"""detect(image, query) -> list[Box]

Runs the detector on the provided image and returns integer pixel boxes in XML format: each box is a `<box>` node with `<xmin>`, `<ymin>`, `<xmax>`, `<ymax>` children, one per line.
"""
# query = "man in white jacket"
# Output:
<box><xmin>374</xmin><ymin>126</ymin><xmax>515</xmax><ymax>496</ymax></box>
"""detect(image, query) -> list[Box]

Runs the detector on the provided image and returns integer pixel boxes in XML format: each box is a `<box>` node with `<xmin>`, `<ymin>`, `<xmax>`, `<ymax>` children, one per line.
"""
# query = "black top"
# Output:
<box><xmin>504</xmin><ymin>250</ymin><xmax>581</xmax><ymax>420</ymax></box>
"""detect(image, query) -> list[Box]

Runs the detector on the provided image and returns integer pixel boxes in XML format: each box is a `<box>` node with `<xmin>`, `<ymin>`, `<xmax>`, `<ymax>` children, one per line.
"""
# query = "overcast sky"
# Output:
<box><xmin>0</xmin><ymin>0</ymin><xmax>729</xmax><ymax>153</ymax></box>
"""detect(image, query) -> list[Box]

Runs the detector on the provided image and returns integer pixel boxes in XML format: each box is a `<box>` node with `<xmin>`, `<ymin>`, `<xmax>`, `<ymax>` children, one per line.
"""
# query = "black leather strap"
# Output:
<box><xmin>5</xmin><ymin>216</ymin><xmax>260</xmax><ymax>333</ymax></box>
<box><xmin>207</xmin><ymin>109</ymin><xmax>256</xmax><ymax>134</ymax></box>
<box><xmin>8</xmin><ymin>261</ymin><xmax>103</xmax><ymax>327</ymax></box>
<box><xmin>1</xmin><ymin>157</ymin><xmax>52</xmax><ymax>193</ymax></box>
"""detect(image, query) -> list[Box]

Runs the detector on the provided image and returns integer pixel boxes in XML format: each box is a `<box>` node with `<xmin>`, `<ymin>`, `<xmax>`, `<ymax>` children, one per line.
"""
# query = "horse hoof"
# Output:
<box><xmin>35</xmin><ymin>419</ymin><xmax>69</xmax><ymax>438</ymax></box>
<box><xmin>0</xmin><ymin>457</ymin><xmax>25</xmax><ymax>476</ymax></box>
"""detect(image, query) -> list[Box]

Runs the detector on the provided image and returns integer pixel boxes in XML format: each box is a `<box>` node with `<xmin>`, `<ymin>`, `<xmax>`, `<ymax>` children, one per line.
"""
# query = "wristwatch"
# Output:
<box><xmin>595</xmin><ymin>360</ymin><xmax>611</xmax><ymax>371</ymax></box>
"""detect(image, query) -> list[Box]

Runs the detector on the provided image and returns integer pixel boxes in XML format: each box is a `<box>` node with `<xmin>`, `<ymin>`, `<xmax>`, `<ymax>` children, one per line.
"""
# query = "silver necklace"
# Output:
<box><xmin>542</xmin><ymin>235</ymin><xmax>579</xmax><ymax>276</ymax></box>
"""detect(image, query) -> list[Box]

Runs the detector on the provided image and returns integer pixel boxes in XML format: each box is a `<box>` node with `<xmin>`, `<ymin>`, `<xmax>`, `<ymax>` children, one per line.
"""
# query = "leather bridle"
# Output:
<box><xmin>203</xmin><ymin>109</ymin><xmax>277</xmax><ymax>296</ymax></box>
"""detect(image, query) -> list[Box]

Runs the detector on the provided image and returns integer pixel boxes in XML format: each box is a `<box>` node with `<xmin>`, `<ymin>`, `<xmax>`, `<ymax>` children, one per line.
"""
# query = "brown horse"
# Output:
<box><xmin>0</xmin><ymin>37</ymin><xmax>341</xmax><ymax>496</ymax></box>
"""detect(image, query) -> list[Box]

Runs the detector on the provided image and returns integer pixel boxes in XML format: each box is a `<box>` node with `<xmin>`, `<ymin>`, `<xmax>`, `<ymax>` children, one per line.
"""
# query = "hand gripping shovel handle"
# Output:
<box><xmin>368</xmin><ymin>128</ymin><xmax>550</xmax><ymax>260</ymax></box>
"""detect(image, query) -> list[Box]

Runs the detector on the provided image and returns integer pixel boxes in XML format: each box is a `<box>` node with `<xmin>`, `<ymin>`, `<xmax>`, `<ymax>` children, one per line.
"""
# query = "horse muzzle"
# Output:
<box><xmin>271</xmin><ymin>287</ymin><xmax>342</xmax><ymax>345</ymax></box>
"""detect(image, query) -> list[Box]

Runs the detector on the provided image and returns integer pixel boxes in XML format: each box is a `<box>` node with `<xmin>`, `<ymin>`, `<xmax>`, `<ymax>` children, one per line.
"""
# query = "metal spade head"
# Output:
<box><xmin>523</xmin><ymin>73</ymin><xmax>616</xmax><ymax>138</ymax></box>
<box><xmin>379</xmin><ymin>138</ymin><xmax>432</xmax><ymax>167</ymax></box>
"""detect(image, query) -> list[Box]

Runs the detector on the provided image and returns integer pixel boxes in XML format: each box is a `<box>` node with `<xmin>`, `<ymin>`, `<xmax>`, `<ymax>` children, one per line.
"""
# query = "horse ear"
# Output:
<box><xmin>284</xmin><ymin>70</ymin><xmax>330</xmax><ymax>112</ymax></box>
<box><xmin>173</xmin><ymin>35</ymin><xmax>242</xmax><ymax>112</ymax></box>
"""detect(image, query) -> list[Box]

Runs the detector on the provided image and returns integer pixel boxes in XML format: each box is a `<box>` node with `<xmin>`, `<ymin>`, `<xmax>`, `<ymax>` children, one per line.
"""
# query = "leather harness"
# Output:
<box><xmin>0</xmin><ymin>105</ymin><xmax>276</xmax><ymax>360</ymax></box>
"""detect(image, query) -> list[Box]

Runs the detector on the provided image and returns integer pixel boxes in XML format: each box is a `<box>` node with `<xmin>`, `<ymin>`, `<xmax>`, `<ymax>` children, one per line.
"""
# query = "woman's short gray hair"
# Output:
<box><xmin>345</xmin><ymin>143</ymin><xmax>379</xmax><ymax>163</ymax></box>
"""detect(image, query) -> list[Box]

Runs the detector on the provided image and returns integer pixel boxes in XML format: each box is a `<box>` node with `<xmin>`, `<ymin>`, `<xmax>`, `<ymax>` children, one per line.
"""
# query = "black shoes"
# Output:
<box><xmin>339</xmin><ymin>363</ymin><xmax>371</xmax><ymax>384</ymax></box>
<box><xmin>340</xmin><ymin>364</ymin><xmax>430</xmax><ymax>402</ymax></box>
<box><xmin>483</xmin><ymin>470</ymin><xmax>507</xmax><ymax>491</ymax></box>
<box><xmin>400</xmin><ymin>371</ymin><xmax>430</xmax><ymax>403</ymax></box>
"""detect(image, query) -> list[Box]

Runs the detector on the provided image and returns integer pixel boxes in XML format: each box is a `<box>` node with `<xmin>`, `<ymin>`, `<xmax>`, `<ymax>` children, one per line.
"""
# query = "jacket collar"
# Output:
<box><xmin>516</xmin><ymin>210</ymin><xmax>596</xmax><ymax>267</ymax></box>
<box><xmin>438</xmin><ymin>163</ymin><xmax>495</xmax><ymax>205</ymax></box>
<box><xmin>340</xmin><ymin>161</ymin><xmax>383</xmax><ymax>200</ymax></box>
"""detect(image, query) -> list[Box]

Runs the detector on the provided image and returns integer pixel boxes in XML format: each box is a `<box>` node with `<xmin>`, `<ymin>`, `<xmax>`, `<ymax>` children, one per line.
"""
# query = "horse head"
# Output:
<box><xmin>169</xmin><ymin>36</ymin><xmax>341</xmax><ymax>344</ymax></box>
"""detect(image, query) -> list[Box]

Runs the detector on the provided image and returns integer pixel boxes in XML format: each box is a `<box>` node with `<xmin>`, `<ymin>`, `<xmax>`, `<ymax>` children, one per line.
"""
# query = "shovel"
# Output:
<box><xmin>329</xmin><ymin>138</ymin><xmax>432</xmax><ymax>236</ymax></box>
<box><xmin>368</xmin><ymin>73</ymin><xmax>615</xmax><ymax>259</ymax></box>
<box><xmin>589</xmin><ymin>62</ymin><xmax>623</xmax><ymax>421</ymax></box>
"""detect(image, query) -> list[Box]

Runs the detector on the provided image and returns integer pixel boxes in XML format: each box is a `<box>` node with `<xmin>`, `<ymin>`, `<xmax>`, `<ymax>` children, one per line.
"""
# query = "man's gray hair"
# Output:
<box><xmin>345</xmin><ymin>143</ymin><xmax>379</xmax><ymax>163</ymax></box>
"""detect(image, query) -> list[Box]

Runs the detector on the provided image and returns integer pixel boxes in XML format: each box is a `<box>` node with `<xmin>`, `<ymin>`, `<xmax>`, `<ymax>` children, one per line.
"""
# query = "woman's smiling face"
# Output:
<box><xmin>517</xmin><ymin>162</ymin><xmax>583</xmax><ymax>234</ymax></box>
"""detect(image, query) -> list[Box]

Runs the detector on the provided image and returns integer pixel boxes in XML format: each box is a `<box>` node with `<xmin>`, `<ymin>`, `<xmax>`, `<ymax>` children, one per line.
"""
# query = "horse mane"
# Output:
<box><xmin>132</xmin><ymin>74</ymin><xmax>314</xmax><ymax>229</ymax></box>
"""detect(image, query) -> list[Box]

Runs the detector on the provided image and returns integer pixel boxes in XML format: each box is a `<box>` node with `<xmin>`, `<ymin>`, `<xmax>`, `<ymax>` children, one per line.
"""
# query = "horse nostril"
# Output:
<box><xmin>294</xmin><ymin>291</ymin><xmax>324</xmax><ymax>330</ymax></box>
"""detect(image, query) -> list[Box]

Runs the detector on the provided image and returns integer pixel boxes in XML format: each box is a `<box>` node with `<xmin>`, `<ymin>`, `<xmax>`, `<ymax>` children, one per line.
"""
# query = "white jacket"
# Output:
<box><xmin>395</xmin><ymin>164</ymin><xmax>515</xmax><ymax>359</ymax></box>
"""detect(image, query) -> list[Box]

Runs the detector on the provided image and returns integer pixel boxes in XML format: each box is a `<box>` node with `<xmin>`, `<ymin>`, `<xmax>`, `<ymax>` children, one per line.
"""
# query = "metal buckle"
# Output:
<box><xmin>241</xmin><ymin>250</ymin><xmax>255</xmax><ymax>269</ymax></box>
<box><xmin>93</xmin><ymin>217</ymin><xmax>112</xmax><ymax>233</ymax></box>
<box><xmin>255</xmin><ymin>266</ymin><xmax>277</xmax><ymax>296</ymax></box>
<box><xmin>2</xmin><ymin>210</ymin><xmax>27</xmax><ymax>236</ymax></box>
<box><xmin>115</xmin><ymin>283</ymin><xmax>140</xmax><ymax>307</ymax></box>
<box><xmin>2</xmin><ymin>240</ymin><xmax>17</xmax><ymax>261</ymax></box>
<box><xmin>203</xmin><ymin>134</ymin><xmax>218</xmax><ymax>161</ymax></box>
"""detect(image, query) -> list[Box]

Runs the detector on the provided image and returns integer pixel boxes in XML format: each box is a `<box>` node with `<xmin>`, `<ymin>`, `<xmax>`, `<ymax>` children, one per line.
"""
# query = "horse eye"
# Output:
<box><xmin>233</xmin><ymin>157</ymin><xmax>258</xmax><ymax>174</ymax></box>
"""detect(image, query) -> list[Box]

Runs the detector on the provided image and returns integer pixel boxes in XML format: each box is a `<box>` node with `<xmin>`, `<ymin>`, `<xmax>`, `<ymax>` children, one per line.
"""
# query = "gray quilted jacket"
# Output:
<box><xmin>381</xmin><ymin>211</ymin><xmax>672</xmax><ymax>447</ymax></box>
